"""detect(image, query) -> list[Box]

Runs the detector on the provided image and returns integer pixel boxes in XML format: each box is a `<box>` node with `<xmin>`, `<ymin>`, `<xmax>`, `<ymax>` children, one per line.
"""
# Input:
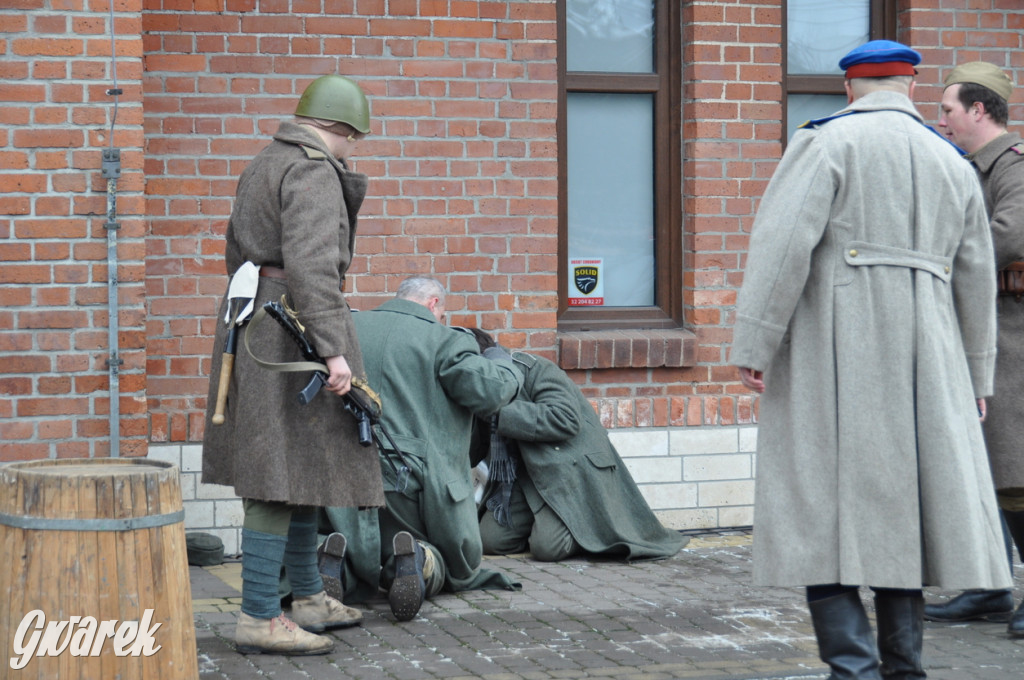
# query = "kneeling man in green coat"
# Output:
<box><xmin>467</xmin><ymin>329</ymin><xmax>688</xmax><ymax>563</ymax></box>
<box><xmin>318</xmin><ymin>277</ymin><xmax>524</xmax><ymax>621</ymax></box>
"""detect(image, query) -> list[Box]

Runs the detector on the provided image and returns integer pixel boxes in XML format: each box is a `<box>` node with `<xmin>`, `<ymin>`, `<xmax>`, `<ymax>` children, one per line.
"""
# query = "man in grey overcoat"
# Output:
<box><xmin>730</xmin><ymin>41</ymin><xmax>1010</xmax><ymax>679</ymax></box>
<box><xmin>202</xmin><ymin>75</ymin><xmax>384</xmax><ymax>655</ymax></box>
<box><xmin>467</xmin><ymin>330</ymin><xmax>688</xmax><ymax>562</ymax></box>
<box><xmin>925</xmin><ymin>61</ymin><xmax>1024</xmax><ymax>637</ymax></box>
<box><xmin>320</xmin><ymin>277</ymin><xmax>523</xmax><ymax>622</ymax></box>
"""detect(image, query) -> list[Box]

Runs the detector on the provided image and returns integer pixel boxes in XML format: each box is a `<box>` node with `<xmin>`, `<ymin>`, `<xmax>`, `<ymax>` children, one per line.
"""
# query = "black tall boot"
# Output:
<box><xmin>924</xmin><ymin>511</ymin><xmax>1015</xmax><ymax>623</ymax></box>
<box><xmin>1004</xmin><ymin>509</ymin><xmax>1024</xmax><ymax>638</ymax></box>
<box><xmin>874</xmin><ymin>589</ymin><xmax>926</xmax><ymax>679</ymax></box>
<box><xmin>808</xmin><ymin>590</ymin><xmax>882</xmax><ymax>680</ymax></box>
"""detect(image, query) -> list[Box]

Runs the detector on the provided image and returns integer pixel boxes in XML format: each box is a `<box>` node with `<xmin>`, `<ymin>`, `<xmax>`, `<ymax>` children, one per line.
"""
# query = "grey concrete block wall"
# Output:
<box><xmin>149</xmin><ymin>424</ymin><xmax>758</xmax><ymax>555</ymax></box>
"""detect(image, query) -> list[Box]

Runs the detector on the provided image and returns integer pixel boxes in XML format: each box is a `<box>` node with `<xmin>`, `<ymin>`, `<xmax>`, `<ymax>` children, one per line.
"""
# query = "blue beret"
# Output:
<box><xmin>839</xmin><ymin>40</ymin><xmax>922</xmax><ymax>78</ymax></box>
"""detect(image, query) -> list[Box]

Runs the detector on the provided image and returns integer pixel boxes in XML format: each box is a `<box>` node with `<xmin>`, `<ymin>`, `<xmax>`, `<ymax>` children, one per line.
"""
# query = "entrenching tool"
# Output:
<box><xmin>211</xmin><ymin>261</ymin><xmax>260</xmax><ymax>425</ymax></box>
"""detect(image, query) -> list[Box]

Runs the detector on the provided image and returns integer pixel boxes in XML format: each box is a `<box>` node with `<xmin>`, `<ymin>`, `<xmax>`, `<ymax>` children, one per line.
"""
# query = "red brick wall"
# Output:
<box><xmin>904</xmin><ymin>2</ymin><xmax>1024</xmax><ymax>124</ymax></box>
<box><xmin>141</xmin><ymin>1</ymin><xmax>561</xmax><ymax>444</ymax></box>
<box><xmin>2</xmin><ymin>1</ymin><xmax>1022</xmax><ymax>458</ymax></box>
<box><xmin>674</xmin><ymin>1</ymin><xmax>782</xmax><ymax>430</ymax></box>
<box><xmin>1</xmin><ymin>2</ymin><xmax>148</xmax><ymax>461</ymax></box>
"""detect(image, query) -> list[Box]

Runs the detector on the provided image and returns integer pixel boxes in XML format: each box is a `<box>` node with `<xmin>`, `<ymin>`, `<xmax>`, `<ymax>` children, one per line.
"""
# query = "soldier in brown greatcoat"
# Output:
<box><xmin>926</xmin><ymin>61</ymin><xmax>1024</xmax><ymax>638</ymax></box>
<box><xmin>201</xmin><ymin>75</ymin><xmax>385</xmax><ymax>655</ymax></box>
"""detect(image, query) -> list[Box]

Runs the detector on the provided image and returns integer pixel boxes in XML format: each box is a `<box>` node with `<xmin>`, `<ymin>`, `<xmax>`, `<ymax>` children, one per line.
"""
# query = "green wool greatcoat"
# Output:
<box><xmin>730</xmin><ymin>91</ymin><xmax>1009</xmax><ymax>591</ymax></box>
<box><xmin>351</xmin><ymin>299</ymin><xmax>523</xmax><ymax>591</ymax></box>
<box><xmin>488</xmin><ymin>352</ymin><xmax>687</xmax><ymax>560</ymax></box>
<box><xmin>202</xmin><ymin>121</ymin><xmax>385</xmax><ymax>510</ymax></box>
<box><xmin>971</xmin><ymin>132</ymin><xmax>1024</xmax><ymax>495</ymax></box>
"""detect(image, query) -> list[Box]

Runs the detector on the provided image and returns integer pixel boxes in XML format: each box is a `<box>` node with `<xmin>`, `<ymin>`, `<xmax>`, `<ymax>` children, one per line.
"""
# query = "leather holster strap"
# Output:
<box><xmin>258</xmin><ymin>265</ymin><xmax>346</xmax><ymax>292</ymax></box>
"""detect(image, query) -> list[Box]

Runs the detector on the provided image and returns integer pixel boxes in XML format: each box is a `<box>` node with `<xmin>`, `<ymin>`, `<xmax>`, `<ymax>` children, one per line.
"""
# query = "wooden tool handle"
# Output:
<box><xmin>211</xmin><ymin>351</ymin><xmax>235</xmax><ymax>425</ymax></box>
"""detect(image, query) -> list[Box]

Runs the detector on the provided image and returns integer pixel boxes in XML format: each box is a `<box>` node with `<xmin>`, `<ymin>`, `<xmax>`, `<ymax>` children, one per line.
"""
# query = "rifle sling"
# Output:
<box><xmin>243</xmin><ymin>304</ymin><xmax>414</xmax><ymax>492</ymax></box>
<box><xmin>244</xmin><ymin>305</ymin><xmax>327</xmax><ymax>375</ymax></box>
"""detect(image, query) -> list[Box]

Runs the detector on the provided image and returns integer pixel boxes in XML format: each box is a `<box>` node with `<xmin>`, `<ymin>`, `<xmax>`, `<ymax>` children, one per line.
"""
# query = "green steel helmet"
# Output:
<box><xmin>294</xmin><ymin>75</ymin><xmax>371</xmax><ymax>134</ymax></box>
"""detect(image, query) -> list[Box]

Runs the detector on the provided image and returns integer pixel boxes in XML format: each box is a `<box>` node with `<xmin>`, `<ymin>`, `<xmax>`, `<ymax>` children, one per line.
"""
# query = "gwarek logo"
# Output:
<box><xmin>9</xmin><ymin>609</ymin><xmax>162</xmax><ymax>670</ymax></box>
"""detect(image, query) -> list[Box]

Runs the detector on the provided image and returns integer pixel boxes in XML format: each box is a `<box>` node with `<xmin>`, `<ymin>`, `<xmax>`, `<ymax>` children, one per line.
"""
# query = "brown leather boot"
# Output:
<box><xmin>290</xmin><ymin>590</ymin><xmax>363</xmax><ymax>632</ymax></box>
<box><xmin>235</xmin><ymin>612</ymin><xmax>334</xmax><ymax>655</ymax></box>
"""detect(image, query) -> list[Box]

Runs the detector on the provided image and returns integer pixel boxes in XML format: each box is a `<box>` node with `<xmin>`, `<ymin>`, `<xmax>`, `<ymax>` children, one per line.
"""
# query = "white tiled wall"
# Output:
<box><xmin>150</xmin><ymin>424</ymin><xmax>758</xmax><ymax>556</ymax></box>
<box><xmin>610</xmin><ymin>425</ymin><xmax>758</xmax><ymax>531</ymax></box>
<box><xmin>147</xmin><ymin>444</ymin><xmax>244</xmax><ymax>556</ymax></box>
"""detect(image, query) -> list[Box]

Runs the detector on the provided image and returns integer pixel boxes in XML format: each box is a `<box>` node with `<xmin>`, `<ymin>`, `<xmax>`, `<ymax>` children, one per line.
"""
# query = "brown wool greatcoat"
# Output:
<box><xmin>730</xmin><ymin>92</ymin><xmax>1010</xmax><ymax>591</ymax></box>
<box><xmin>970</xmin><ymin>132</ymin><xmax>1024</xmax><ymax>494</ymax></box>
<box><xmin>202</xmin><ymin>121</ymin><xmax>385</xmax><ymax>509</ymax></box>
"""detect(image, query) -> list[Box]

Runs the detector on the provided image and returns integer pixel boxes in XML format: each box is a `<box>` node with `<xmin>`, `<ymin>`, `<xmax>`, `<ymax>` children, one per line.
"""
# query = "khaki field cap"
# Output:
<box><xmin>295</xmin><ymin>75</ymin><xmax>371</xmax><ymax>134</ymax></box>
<box><xmin>944</xmin><ymin>61</ymin><xmax>1014</xmax><ymax>101</ymax></box>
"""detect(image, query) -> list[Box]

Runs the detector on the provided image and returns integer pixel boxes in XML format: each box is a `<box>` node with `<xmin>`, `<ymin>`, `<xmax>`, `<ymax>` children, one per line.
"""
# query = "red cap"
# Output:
<box><xmin>844</xmin><ymin>62</ymin><xmax>917</xmax><ymax>79</ymax></box>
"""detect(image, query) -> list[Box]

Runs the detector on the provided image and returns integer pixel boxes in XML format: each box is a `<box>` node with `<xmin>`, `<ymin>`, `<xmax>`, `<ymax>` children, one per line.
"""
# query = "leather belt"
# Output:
<box><xmin>258</xmin><ymin>265</ymin><xmax>346</xmax><ymax>292</ymax></box>
<box><xmin>259</xmin><ymin>265</ymin><xmax>287</xmax><ymax>280</ymax></box>
<box><xmin>997</xmin><ymin>261</ymin><xmax>1024</xmax><ymax>298</ymax></box>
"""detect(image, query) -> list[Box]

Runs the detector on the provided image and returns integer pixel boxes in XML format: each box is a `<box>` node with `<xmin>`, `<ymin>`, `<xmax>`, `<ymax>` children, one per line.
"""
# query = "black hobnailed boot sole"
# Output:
<box><xmin>317</xmin><ymin>532</ymin><xmax>347</xmax><ymax>603</ymax></box>
<box><xmin>389</xmin><ymin>531</ymin><xmax>426</xmax><ymax>622</ymax></box>
<box><xmin>923</xmin><ymin>590</ymin><xmax>1014</xmax><ymax>623</ymax></box>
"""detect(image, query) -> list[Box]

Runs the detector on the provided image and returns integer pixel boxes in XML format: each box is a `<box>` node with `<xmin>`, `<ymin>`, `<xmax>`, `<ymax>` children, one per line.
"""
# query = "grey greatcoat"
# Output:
<box><xmin>202</xmin><ymin>121</ymin><xmax>385</xmax><ymax>510</ymax></box>
<box><xmin>730</xmin><ymin>91</ymin><xmax>1010</xmax><ymax>591</ymax></box>
<box><xmin>971</xmin><ymin>132</ymin><xmax>1024</xmax><ymax>494</ymax></box>
<box><xmin>485</xmin><ymin>352</ymin><xmax>687</xmax><ymax>560</ymax></box>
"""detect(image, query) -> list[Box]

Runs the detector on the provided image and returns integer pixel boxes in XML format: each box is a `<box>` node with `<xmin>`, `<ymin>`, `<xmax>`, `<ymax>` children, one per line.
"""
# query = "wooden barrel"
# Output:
<box><xmin>0</xmin><ymin>458</ymin><xmax>198</xmax><ymax>680</ymax></box>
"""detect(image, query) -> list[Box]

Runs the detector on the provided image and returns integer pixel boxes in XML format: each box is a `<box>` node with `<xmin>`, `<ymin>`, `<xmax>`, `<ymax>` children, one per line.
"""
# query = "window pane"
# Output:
<box><xmin>567</xmin><ymin>0</ymin><xmax>654</xmax><ymax>73</ymax></box>
<box><xmin>787</xmin><ymin>93</ymin><xmax>850</xmax><ymax>139</ymax></box>
<box><xmin>787</xmin><ymin>0</ymin><xmax>869</xmax><ymax>75</ymax></box>
<box><xmin>567</xmin><ymin>93</ymin><xmax>654</xmax><ymax>307</ymax></box>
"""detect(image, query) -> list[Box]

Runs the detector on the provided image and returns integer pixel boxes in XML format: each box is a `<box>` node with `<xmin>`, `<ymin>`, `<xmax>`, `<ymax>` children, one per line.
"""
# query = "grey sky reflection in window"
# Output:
<box><xmin>567</xmin><ymin>0</ymin><xmax>653</xmax><ymax>73</ymax></box>
<box><xmin>788</xmin><ymin>0</ymin><xmax>868</xmax><ymax>75</ymax></box>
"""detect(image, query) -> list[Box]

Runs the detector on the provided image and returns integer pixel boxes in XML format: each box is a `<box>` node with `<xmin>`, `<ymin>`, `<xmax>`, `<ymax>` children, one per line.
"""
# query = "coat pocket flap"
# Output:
<box><xmin>446</xmin><ymin>477</ymin><xmax>472</xmax><ymax>502</ymax></box>
<box><xmin>584</xmin><ymin>450</ymin><xmax>618</xmax><ymax>471</ymax></box>
<box><xmin>380</xmin><ymin>433</ymin><xmax>426</xmax><ymax>456</ymax></box>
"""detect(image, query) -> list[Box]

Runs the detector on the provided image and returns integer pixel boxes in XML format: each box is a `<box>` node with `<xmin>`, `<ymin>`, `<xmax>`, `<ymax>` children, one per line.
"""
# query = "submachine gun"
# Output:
<box><xmin>259</xmin><ymin>300</ymin><xmax>411</xmax><ymax>491</ymax></box>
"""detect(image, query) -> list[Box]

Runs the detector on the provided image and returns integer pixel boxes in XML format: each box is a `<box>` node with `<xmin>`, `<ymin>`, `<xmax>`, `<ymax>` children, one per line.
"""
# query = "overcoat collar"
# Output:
<box><xmin>274</xmin><ymin>120</ymin><xmax>342</xmax><ymax>164</ymax></box>
<box><xmin>272</xmin><ymin>119</ymin><xmax>369</xmax><ymax>227</ymax></box>
<box><xmin>967</xmin><ymin>131</ymin><xmax>1023</xmax><ymax>173</ymax></box>
<box><xmin>372</xmin><ymin>297</ymin><xmax>438</xmax><ymax>323</ymax></box>
<box><xmin>841</xmin><ymin>90</ymin><xmax>922</xmax><ymax>122</ymax></box>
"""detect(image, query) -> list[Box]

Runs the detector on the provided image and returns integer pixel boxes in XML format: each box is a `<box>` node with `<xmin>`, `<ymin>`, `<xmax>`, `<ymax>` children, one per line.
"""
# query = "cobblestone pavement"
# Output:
<box><xmin>190</xmin><ymin>531</ymin><xmax>1024</xmax><ymax>679</ymax></box>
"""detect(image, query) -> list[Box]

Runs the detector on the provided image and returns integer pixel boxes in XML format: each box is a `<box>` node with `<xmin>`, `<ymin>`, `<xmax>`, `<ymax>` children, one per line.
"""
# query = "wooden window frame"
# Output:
<box><xmin>556</xmin><ymin>0</ymin><xmax>683</xmax><ymax>332</ymax></box>
<box><xmin>782</xmin><ymin>0</ymin><xmax>898</xmax><ymax>139</ymax></box>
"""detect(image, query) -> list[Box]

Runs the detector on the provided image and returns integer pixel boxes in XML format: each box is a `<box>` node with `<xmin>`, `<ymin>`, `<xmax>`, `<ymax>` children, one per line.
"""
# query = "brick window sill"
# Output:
<box><xmin>557</xmin><ymin>329</ymin><xmax>696</xmax><ymax>370</ymax></box>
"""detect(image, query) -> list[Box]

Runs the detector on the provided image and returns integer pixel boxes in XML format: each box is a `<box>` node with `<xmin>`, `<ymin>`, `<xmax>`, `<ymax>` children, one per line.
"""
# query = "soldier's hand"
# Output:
<box><xmin>324</xmin><ymin>354</ymin><xmax>352</xmax><ymax>396</ymax></box>
<box><xmin>738</xmin><ymin>367</ymin><xmax>765</xmax><ymax>393</ymax></box>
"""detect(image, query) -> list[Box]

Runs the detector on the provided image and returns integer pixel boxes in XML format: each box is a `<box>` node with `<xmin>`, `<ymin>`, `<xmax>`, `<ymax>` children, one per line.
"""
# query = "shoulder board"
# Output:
<box><xmin>1010</xmin><ymin>143</ymin><xmax>1024</xmax><ymax>156</ymax></box>
<box><xmin>300</xmin><ymin>145</ymin><xmax>327</xmax><ymax>160</ymax></box>
<box><xmin>511</xmin><ymin>351</ymin><xmax>538</xmax><ymax>369</ymax></box>
<box><xmin>797</xmin><ymin>110</ymin><xmax>860</xmax><ymax>130</ymax></box>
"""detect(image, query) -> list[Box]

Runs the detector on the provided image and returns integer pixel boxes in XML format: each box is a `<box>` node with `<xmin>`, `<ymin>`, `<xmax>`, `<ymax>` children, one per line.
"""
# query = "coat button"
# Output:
<box><xmin>945</xmin><ymin>266</ymin><xmax>951</xmax><ymax>273</ymax></box>
<box><xmin>849</xmin><ymin>249</ymin><xmax>858</xmax><ymax>257</ymax></box>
